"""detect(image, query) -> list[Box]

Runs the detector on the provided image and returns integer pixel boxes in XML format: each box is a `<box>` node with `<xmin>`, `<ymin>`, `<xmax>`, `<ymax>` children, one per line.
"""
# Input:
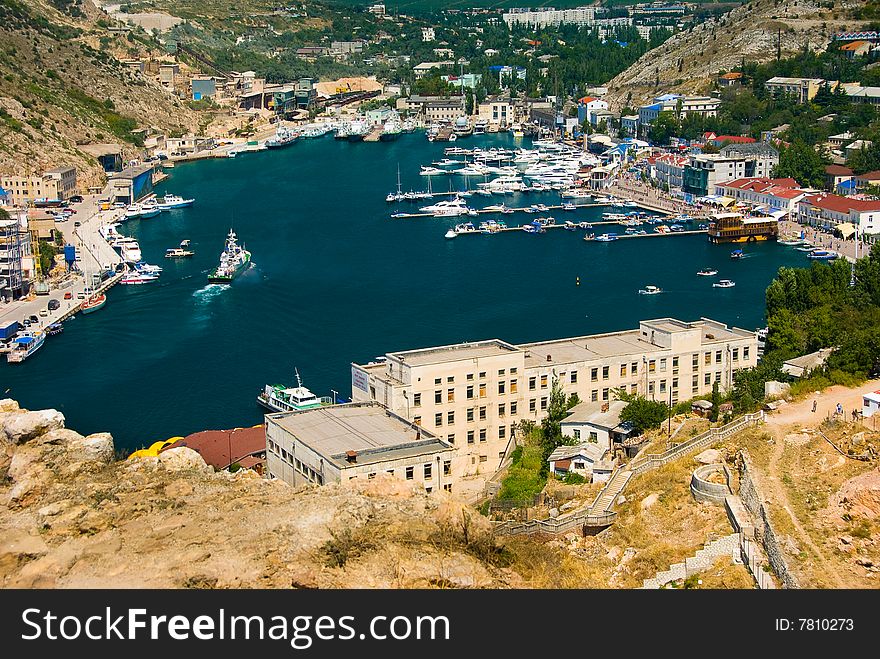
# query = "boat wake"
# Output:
<box><xmin>192</xmin><ymin>283</ymin><xmax>230</xmax><ymax>300</ymax></box>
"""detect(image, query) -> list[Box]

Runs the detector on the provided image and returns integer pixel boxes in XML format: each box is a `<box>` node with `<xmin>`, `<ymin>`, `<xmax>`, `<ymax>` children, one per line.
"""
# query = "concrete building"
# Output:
<box><xmin>1</xmin><ymin>166</ymin><xmax>77</xmax><ymax>207</ymax></box>
<box><xmin>652</xmin><ymin>153</ymin><xmax>688</xmax><ymax>190</ymax></box>
<box><xmin>764</xmin><ymin>77</ymin><xmax>832</xmax><ymax>104</ymax></box>
<box><xmin>620</xmin><ymin>115</ymin><xmax>639</xmax><ymax>137</ymax></box>
<box><xmin>478</xmin><ymin>96</ymin><xmax>515</xmax><ymax>127</ymax></box>
<box><xmin>107</xmin><ymin>164</ymin><xmax>155</xmax><ymax>204</ymax></box>
<box><xmin>424</xmin><ymin>98</ymin><xmax>466</xmax><ymax>123</ymax></box>
<box><xmin>714</xmin><ymin>177</ymin><xmax>806</xmax><ymax>215</ymax></box>
<box><xmin>503</xmin><ymin>7</ymin><xmax>598</xmax><ymax>29</ymax></box>
<box><xmin>825</xmin><ymin>165</ymin><xmax>854</xmax><ymax>192</ymax></box>
<box><xmin>351</xmin><ymin>318</ymin><xmax>757</xmax><ymax>476</ymax></box>
<box><xmin>368</xmin><ymin>4</ymin><xmax>386</xmax><ymax>16</ymax></box>
<box><xmin>158</xmin><ymin>63</ymin><xmax>179</xmax><ymax>88</ymax></box>
<box><xmin>862</xmin><ymin>390</ymin><xmax>880</xmax><ymax>418</ymax></box>
<box><xmin>718</xmin><ymin>72</ymin><xmax>743</xmax><ymax>88</ymax></box>
<box><xmin>840</xmin><ymin>40</ymin><xmax>873</xmax><ymax>58</ymax></box>
<box><xmin>682</xmin><ymin>144</ymin><xmax>779</xmax><ymax>197</ymax></box>
<box><xmin>560</xmin><ymin>399</ymin><xmax>631</xmax><ymax>450</ymax></box>
<box><xmin>577</xmin><ymin>96</ymin><xmax>610</xmax><ymax>126</ymax></box>
<box><xmin>639</xmin><ymin>94</ymin><xmax>721</xmax><ymax>134</ymax></box>
<box><xmin>548</xmin><ymin>442</ymin><xmax>609</xmax><ymax>481</ymax></box>
<box><xmin>265</xmin><ymin>402</ymin><xmax>456</xmax><ymax>493</ymax></box>
<box><xmin>442</xmin><ymin>73</ymin><xmax>482</xmax><ymax>89</ymax></box>
<box><xmin>846</xmin><ymin>85</ymin><xmax>880</xmax><ymax>106</ymax></box>
<box><xmin>191</xmin><ymin>76</ymin><xmax>217</xmax><ymax>101</ymax></box>
<box><xmin>421</xmin><ymin>27</ymin><xmax>436</xmax><ymax>42</ymax></box>
<box><xmin>797</xmin><ymin>193</ymin><xmax>880</xmax><ymax>236</ymax></box>
<box><xmin>413</xmin><ymin>61</ymin><xmax>455</xmax><ymax>79</ymax></box>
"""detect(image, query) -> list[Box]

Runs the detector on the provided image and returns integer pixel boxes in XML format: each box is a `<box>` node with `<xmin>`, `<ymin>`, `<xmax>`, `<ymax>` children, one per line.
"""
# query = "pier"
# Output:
<box><xmin>451</xmin><ymin>223</ymin><xmax>708</xmax><ymax>239</ymax></box>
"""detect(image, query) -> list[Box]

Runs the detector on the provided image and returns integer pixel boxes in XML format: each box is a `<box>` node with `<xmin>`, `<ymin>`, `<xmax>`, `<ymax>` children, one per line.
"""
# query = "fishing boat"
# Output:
<box><xmin>158</xmin><ymin>194</ymin><xmax>195</xmax><ymax>210</ymax></box>
<box><xmin>265</xmin><ymin>124</ymin><xmax>298</xmax><ymax>149</ymax></box>
<box><xmin>638</xmin><ymin>285</ymin><xmax>662</xmax><ymax>295</ymax></box>
<box><xmin>165</xmin><ymin>247</ymin><xmax>195</xmax><ymax>258</ymax></box>
<box><xmin>80</xmin><ymin>293</ymin><xmax>106</xmax><ymax>314</ymax></box>
<box><xmin>697</xmin><ymin>268</ymin><xmax>718</xmax><ymax>276</ymax></box>
<box><xmin>594</xmin><ymin>233</ymin><xmax>618</xmax><ymax>242</ymax></box>
<box><xmin>730</xmin><ymin>249</ymin><xmax>744</xmax><ymax>259</ymax></box>
<box><xmin>139</xmin><ymin>199</ymin><xmax>161</xmax><ymax>218</ymax></box>
<box><xmin>713</xmin><ymin>279</ymin><xmax>736</xmax><ymax>288</ymax></box>
<box><xmin>46</xmin><ymin>322</ymin><xmax>64</xmax><ymax>336</ymax></box>
<box><xmin>6</xmin><ymin>331</ymin><xmax>45</xmax><ymax>363</ymax></box>
<box><xmin>208</xmin><ymin>229</ymin><xmax>252</xmax><ymax>284</ymax></box>
<box><xmin>120</xmin><ymin>271</ymin><xmax>159</xmax><ymax>285</ymax></box>
<box><xmin>807</xmin><ymin>249</ymin><xmax>838</xmax><ymax>260</ymax></box>
<box><xmin>257</xmin><ymin>369</ymin><xmax>333</xmax><ymax>413</ymax></box>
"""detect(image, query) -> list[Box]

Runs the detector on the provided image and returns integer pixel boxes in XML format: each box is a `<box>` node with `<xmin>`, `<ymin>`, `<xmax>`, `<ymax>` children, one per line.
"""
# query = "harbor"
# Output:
<box><xmin>1</xmin><ymin>133</ymin><xmax>808</xmax><ymax>450</ymax></box>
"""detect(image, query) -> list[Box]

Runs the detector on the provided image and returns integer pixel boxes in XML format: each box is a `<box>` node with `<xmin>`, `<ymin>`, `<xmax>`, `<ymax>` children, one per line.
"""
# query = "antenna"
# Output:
<box><xmin>295</xmin><ymin>367</ymin><xmax>303</xmax><ymax>388</ymax></box>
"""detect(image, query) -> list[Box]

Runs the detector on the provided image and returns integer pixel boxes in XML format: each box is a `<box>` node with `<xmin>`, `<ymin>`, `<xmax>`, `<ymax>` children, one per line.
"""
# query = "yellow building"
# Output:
<box><xmin>1</xmin><ymin>166</ymin><xmax>77</xmax><ymax>207</ymax></box>
<box><xmin>352</xmin><ymin>318</ymin><xmax>758</xmax><ymax>476</ymax></box>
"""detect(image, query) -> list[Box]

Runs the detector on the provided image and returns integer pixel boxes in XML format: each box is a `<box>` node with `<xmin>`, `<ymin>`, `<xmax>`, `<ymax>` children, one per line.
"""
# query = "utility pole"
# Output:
<box><xmin>776</xmin><ymin>28</ymin><xmax>781</xmax><ymax>61</ymax></box>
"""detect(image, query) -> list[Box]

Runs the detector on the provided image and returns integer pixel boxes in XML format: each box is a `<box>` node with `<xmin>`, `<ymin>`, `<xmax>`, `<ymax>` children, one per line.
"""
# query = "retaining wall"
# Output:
<box><xmin>690</xmin><ymin>463</ymin><xmax>732</xmax><ymax>504</ymax></box>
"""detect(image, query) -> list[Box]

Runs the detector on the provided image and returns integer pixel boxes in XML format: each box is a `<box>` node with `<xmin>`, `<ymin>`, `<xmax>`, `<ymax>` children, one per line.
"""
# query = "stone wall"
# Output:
<box><xmin>690</xmin><ymin>463</ymin><xmax>732</xmax><ymax>505</ymax></box>
<box><xmin>737</xmin><ymin>449</ymin><xmax>801</xmax><ymax>589</ymax></box>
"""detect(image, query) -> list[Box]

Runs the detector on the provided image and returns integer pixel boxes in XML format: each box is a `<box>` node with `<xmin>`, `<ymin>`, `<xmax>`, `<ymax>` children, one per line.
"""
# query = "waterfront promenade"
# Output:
<box><xmin>609</xmin><ymin>175</ymin><xmax>711</xmax><ymax>217</ymax></box>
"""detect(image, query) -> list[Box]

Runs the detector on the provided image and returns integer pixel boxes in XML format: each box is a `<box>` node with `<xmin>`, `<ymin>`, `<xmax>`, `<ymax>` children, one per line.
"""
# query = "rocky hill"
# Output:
<box><xmin>605</xmin><ymin>0</ymin><xmax>873</xmax><ymax>109</ymax></box>
<box><xmin>0</xmin><ymin>0</ymin><xmax>201</xmax><ymax>187</ymax></box>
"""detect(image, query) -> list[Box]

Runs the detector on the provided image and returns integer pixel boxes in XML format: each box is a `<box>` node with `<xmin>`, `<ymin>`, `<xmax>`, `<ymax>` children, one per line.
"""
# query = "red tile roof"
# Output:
<box><xmin>855</xmin><ymin>170</ymin><xmax>880</xmax><ymax>181</ymax></box>
<box><xmin>825</xmin><ymin>165</ymin><xmax>854</xmax><ymax>176</ymax></box>
<box><xmin>169</xmin><ymin>426</ymin><xmax>266</xmax><ymax>469</ymax></box>
<box><xmin>712</xmin><ymin>136</ymin><xmax>756</xmax><ymax>144</ymax></box>
<box><xmin>578</xmin><ymin>96</ymin><xmax>599</xmax><ymax>104</ymax></box>
<box><xmin>720</xmin><ymin>72</ymin><xmax>743</xmax><ymax>80</ymax></box>
<box><xmin>719</xmin><ymin>177</ymin><xmax>800</xmax><ymax>193</ymax></box>
<box><xmin>804</xmin><ymin>194</ymin><xmax>880</xmax><ymax>214</ymax></box>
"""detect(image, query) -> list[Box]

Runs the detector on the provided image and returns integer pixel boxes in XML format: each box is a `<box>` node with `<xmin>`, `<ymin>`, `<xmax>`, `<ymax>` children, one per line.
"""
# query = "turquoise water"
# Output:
<box><xmin>2</xmin><ymin>134</ymin><xmax>808</xmax><ymax>450</ymax></box>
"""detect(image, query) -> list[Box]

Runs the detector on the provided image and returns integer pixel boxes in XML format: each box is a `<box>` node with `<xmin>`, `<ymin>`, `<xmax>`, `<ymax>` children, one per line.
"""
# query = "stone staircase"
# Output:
<box><xmin>641</xmin><ymin>534</ymin><xmax>741</xmax><ymax>589</ymax></box>
<box><xmin>590</xmin><ymin>468</ymin><xmax>633</xmax><ymax>513</ymax></box>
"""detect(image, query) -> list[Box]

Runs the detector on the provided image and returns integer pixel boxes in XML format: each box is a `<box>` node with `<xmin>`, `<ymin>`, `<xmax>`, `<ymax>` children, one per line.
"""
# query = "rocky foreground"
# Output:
<box><xmin>0</xmin><ymin>401</ymin><xmax>516</xmax><ymax>589</ymax></box>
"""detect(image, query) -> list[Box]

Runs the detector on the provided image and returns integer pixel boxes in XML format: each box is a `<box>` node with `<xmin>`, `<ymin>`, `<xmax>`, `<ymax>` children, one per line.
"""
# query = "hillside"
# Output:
<box><xmin>0</xmin><ymin>0</ymin><xmax>201</xmax><ymax>187</ymax></box>
<box><xmin>605</xmin><ymin>0</ymin><xmax>873</xmax><ymax>109</ymax></box>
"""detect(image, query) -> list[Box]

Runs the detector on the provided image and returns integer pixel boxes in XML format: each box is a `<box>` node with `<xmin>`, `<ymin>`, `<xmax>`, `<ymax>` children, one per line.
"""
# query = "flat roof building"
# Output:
<box><xmin>265</xmin><ymin>402</ymin><xmax>456</xmax><ymax>493</ymax></box>
<box><xmin>352</xmin><ymin>318</ymin><xmax>757</xmax><ymax>476</ymax></box>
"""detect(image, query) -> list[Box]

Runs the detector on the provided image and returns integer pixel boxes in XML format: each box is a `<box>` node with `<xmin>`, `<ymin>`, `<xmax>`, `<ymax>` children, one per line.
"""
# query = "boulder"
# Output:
<box><xmin>1</xmin><ymin>409</ymin><xmax>65</xmax><ymax>444</ymax></box>
<box><xmin>70</xmin><ymin>433</ymin><xmax>115</xmax><ymax>463</ymax></box>
<box><xmin>36</xmin><ymin>428</ymin><xmax>84</xmax><ymax>445</ymax></box>
<box><xmin>0</xmin><ymin>399</ymin><xmax>20</xmax><ymax>413</ymax></box>
<box><xmin>695</xmin><ymin>448</ymin><xmax>721</xmax><ymax>465</ymax></box>
<box><xmin>158</xmin><ymin>447</ymin><xmax>211</xmax><ymax>472</ymax></box>
<box><xmin>640</xmin><ymin>492</ymin><xmax>660</xmax><ymax>510</ymax></box>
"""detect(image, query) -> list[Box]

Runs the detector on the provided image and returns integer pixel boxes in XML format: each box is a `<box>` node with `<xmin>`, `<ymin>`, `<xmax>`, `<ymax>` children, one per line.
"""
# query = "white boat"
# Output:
<box><xmin>6</xmin><ymin>330</ymin><xmax>46</xmax><ymax>363</ymax></box>
<box><xmin>124</xmin><ymin>204</ymin><xmax>142</xmax><ymax>219</ymax></box>
<box><xmin>419</xmin><ymin>198</ymin><xmax>471</xmax><ymax>217</ymax></box>
<box><xmin>638</xmin><ymin>285</ymin><xmax>662</xmax><ymax>295</ymax></box>
<box><xmin>444</xmin><ymin>229</ymin><xmax>457</xmax><ymax>239</ymax></box>
<box><xmin>454</xmin><ymin>222</ymin><xmax>478</xmax><ymax>234</ymax></box>
<box><xmin>134</xmin><ymin>261</ymin><xmax>162</xmax><ymax>275</ymax></box>
<box><xmin>697</xmin><ymin>268</ymin><xmax>718</xmax><ymax>276</ymax></box>
<box><xmin>713</xmin><ymin>279</ymin><xmax>736</xmax><ymax>288</ymax></box>
<box><xmin>139</xmin><ymin>199</ymin><xmax>161</xmax><ymax>218</ymax></box>
<box><xmin>257</xmin><ymin>369</ymin><xmax>332</xmax><ymax>413</ymax></box>
<box><xmin>165</xmin><ymin>247</ymin><xmax>194</xmax><ymax>258</ymax></box>
<box><xmin>158</xmin><ymin>194</ymin><xmax>195</xmax><ymax>210</ymax></box>
<box><xmin>117</xmin><ymin>238</ymin><xmax>142</xmax><ymax>263</ymax></box>
<box><xmin>120</xmin><ymin>271</ymin><xmax>158</xmax><ymax>285</ymax></box>
<box><xmin>420</xmin><ymin>166</ymin><xmax>445</xmax><ymax>176</ymax></box>
<box><xmin>602</xmin><ymin>213</ymin><xmax>628</xmax><ymax>221</ymax></box>
<box><xmin>562</xmin><ymin>202</ymin><xmax>576</xmax><ymax>211</ymax></box>
<box><xmin>594</xmin><ymin>233</ymin><xmax>618</xmax><ymax>242</ymax></box>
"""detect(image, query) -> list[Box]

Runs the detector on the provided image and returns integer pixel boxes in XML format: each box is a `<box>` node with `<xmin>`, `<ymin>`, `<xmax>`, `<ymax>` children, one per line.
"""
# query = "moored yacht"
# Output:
<box><xmin>158</xmin><ymin>194</ymin><xmax>195</xmax><ymax>210</ymax></box>
<box><xmin>419</xmin><ymin>197</ymin><xmax>471</xmax><ymax>217</ymax></box>
<box><xmin>257</xmin><ymin>370</ymin><xmax>333</xmax><ymax>413</ymax></box>
<box><xmin>7</xmin><ymin>330</ymin><xmax>46</xmax><ymax>363</ymax></box>
<box><xmin>139</xmin><ymin>199</ymin><xmax>161</xmax><ymax>218</ymax></box>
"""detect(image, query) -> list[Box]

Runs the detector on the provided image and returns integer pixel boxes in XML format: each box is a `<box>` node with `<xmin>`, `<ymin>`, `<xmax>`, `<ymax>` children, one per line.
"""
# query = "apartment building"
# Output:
<box><xmin>797</xmin><ymin>193</ymin><xmax>880</xmax><ymax>236</ymax></box>
<box><xmin>714</xmin><ymin>177</ymin><xmax>806</xmax><ymax>214</ymax></box>
<box><xmin>265</xmin><ymin>402</ymin><xmax>456</xmax><ymax>493</ymax></box>
<box><xmin>503</xmin><ymin>7</ymin><xmax>598</xmax><ymax>29</ymax></box>
<box><xmin>764</xmin><ymin>77</ymin><xmax>833</xmax><ymax>104</ymax></box>
<box><xmin>478</xmin><ymin>96</ymin><xmax>515</xmax><ymax>127</ymax></box>
<box><xmin>1</xmin><ymin>166</ymin><xmax>77</xmax><ymax>207</ymax></box>
<box><xmin>683</xmin><ymin>144</ymin><xmax>779</xmax><ymax>196</ymax></box>
<box><xmin>638</xmin><ymin>94</ymin><xmax>722</xmax><ymax>132</ymax></box>
<box><xmin>351</xmin><ymin>318</ymin><xmax>757</xmax><ymax>476</ymax></box>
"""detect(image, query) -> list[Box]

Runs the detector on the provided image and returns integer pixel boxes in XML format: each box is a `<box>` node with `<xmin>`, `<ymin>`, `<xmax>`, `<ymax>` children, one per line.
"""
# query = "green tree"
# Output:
<box><xmin>538</xmin><ymin>377</ymin><xmax>580</xmax><ymax>467</ymax></box>
<box><xmin>649</xmin><ymin>111</ymin><xmax>679</xmax><ymax>145</ymax></box>
<box><xmin>615</xmin><ymin>389</ymin><xmax>668</xmax><ymax>434</ymax></box>
<box><xmin>465</xmin><ymin>89</ymin><xmax>474</xmax><ymax>115</ymax></box>
<box><xmin>772</xmin><ymin>139</ymin><xmax>826</xmax><ymax>188</ymax></box>
<box><xmin>710</xmin><ymin>381</ymin><xmax>720</xmax><ymax>422</ymax></box>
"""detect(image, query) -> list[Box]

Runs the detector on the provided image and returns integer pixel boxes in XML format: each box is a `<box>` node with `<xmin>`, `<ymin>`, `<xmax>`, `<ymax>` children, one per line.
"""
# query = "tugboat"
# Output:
<box><xmin>257</xmin><ymin>369</ymin><xmax>333</xmax><ymax>413</ymax></box>
<box><xmin>208</xmin><ymin>229</ymin><xmax>251</xmax><ymax>284</ymax></box>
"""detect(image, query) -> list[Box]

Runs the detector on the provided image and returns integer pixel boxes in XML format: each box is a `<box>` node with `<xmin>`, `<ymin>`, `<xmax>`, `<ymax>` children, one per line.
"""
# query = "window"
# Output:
<box><xmin>467</xmin><ymin>373</ymin><xmax>474</xmax><ymax>381</ymax></box>
<box><xmin>498</xmin><ymin>426</ymin><xmax>506</xmax><ymax>439</ymax></box>
<box><xmin>479</xmin><ymin>455</ymin><xmax>488</xmax><ymax>463</ymax></box>
<box><xmin>631</xmin><ymin>361</ymin><xmax>638</xmax><ymax>374</ymax></box>
<box><xmin>659</xmin><ymin>358</ymin><xmax>667</xmax><ymax>372</ymax></box>
<box><xmin>424</xmin><ymin>464</ymin><xmax>432</xmax><ymax>479</ymax></box>
<box><xmin>447</xmin><ymin>433</ymin><xmax>455</xmax><ymax>444</ymax></box>
<box><xmin>743</xmin><ymin>346</ymin><xmax>750</xmax><ymax>359</ymax></box>
<box><xmin>434</xmin><ymin>390</ymin><xmax>442</xmax><ymax>404</ymax></box>
<box><xmin>630</xmin><ymin>383</ymin><xmax>637</xmax><ymax>394</ymax></box>
<box><xmin>498</xmin><ymin>381</ymin><xmax>506</xmax><ymax>395</ymax></box>
<box><xmin>591</xmin><ymin>367</ymin><xmax>598</xmax><ymax>382</ymax></box>
<box><xmin>715</xmin><ymin>372</ymin><xmax>722</xmax><ymax>383</ymax></box>
<box><xmin>692</xmin><ymin>375</ymin><xmax>699</xmax><ymax>392</ymax></box>
<box><xmin>591</xmin><ymin>390</ymin><xmax>598</xmax><ymax>402</ymax></box>
<box><xmin>498</xmin><ymin>403</ymin><xmax>506</xmax><ymax>417</ymax></box>
<box><xmin>620</xmin><ymin>363</ymin><xmax>627</xmax><ymax>377</ymax></box>
<box><xmin>573</xmin><ymin>429</ymin><xmax>581</xmax><ymax>440</ymax></box>
<box><xmin>672</xmin><ymin>378</ymin><xmax>678</xmax><ymax>390</ymax></box>
<box><xmin>447</xmin><ymin>411</ymin><xmax>455</xmax><ymax>424</ymax></box>
<box><xmin>498</xmin><ymin>369</ymin><xmax>505</xmax><ymax>376</ymax></box>
<box><xmin>540</xmin><ymin>397</ymin><xmax>548</xmax><ymax>411</ymax></box>
<box><xmin>443</xmin><ymin>483</ymin><xmax>452</xmax><ymax>493</ymax></box>
<box><xmin>693</xmin><ymin>354</ymin><xmax>699</xmax><ymax>370</ymax></box>
<box><xmin>529</xmin><ymin>376</ymin><xmax>536</xmax><ymax>391</ymax></box>
<box><xmin>673</xmin><ymin>357</ymin><xmax>679</xmax><ymax>371</ymax></box>
<box><xmin>589</xmin><ymin>431</ymin><xmax>598</xmax><ymax>442</ymax></box>
<box><xmin>732</xmin><ymin>348</ymin><xmax>739</xmax><ymax>361</ymax></box>
<box><xmin>510</xmin><ymin>367</ymin><xmax>517</xmax><ymax>374</ymax></box>
<box><xmin>405</xmin><ymin>466</ymin><xmax>414</xmax><ymax>480</ymax></box>
<box><xmin>648</xmin><ymin>381</ymin><xmax>655</xmax><ymax>395</ymax></box>
<box><xmin>510</xmin><ymin>401</ymin><xmax>517</xmax><ymax>415</ymax></box>
<box><xmin>659</xmin><ymin>380</ymin><xmax>667</xmax><ymax>393</ymax></box>
<box><xmin>602</xmin><ymin>388</ymin><xmax>609</xmax><ymax>401</ymax></box>
<box><xmin>467</xmin><ymin>408</ymin><xmax>474</xmax><ymax>422</ymax></box>
<box><xmin>540</xmin><ymin>375</ymin><xmax>548</xmax><ymax>389</ymax></box>
<box><xmin>705</xmin><ymin>352</ymin><xmax>711</xmax><ymax>365</ymax></box>
<box><xmin>466</xmin><ymin>385</ymin><xmax>474</xmax><ymax>399</ymax></box>
<box><xmin>368</xmin><ymin>473</ymin><xmax>376</xmax><ymax>480</ymax></box>
<box><xmin>467</xmin><ymin>430</ymin><xmax>474</xmax><ymax>444</ymax></box>
<box><xmin>649</xmin><ymin>359</ymin><xmax>656</xmax><ymax>373</ymax></box>
<box><xmin>510</xmin><ymin>379</ymin><xmax>518</xmax><ymax>393</ymax></box>
<box><xmin>443</xmin><ymin>460</ymin><xmax>451</xmax><ymax>476</ymax></box>
<box><xmin>602</xmin><ymin>365</ymin><xmax>609</xmax><ymax>380</ymax></box>
<box><xmin>435</xmin><ymin>378</ymin><xmax>441</xmax><ymax>385</ymax></box>
<box><xmin>479</xmin><ymin>406</ymin><xmax>486</xmax><ymax>420</ymax></box>
<box><xmin>570</xmin><ymin>370</ymin><xmax>578</xmax><ymax>384</ymax></box>
<box><xmin>479</xmin><ymin>429</ymin><xmax>487</xmax><ymax>442</ymax></box>
<box><xmin>529</xmin><ymin>399</ymin><xmax>536</xmax><ymax>412</ymax></box>
<box><xmin>479</xmin><ymin>371</ymin><xmax>486</xmax><ymax>379</ymax></box>
<box><xmin>479</xmin><ymin>383</ymin><xmax>486</xmax><ymax>398</ymax></box>
<box><xmin>414</xmin><ymin>416</ymin><xmax>422</xmax><ymax>426</ymax></box>
<box><xmin>704</xmin><ymin>373</ymin><xmax>711</xmax><ymax>385</ymax></box>
<box><xmin>434</xmin><ymin>413</ymin><xmax>442</xmax><ymax>427</ymax></box>
<box><xmin>425</xmin><ymin>487</ymin><xmax>432</xmax><ymax>494</ymax></box>
<box><xmin>413</xmin><ymin>393</ymin><xmax>421</xmax><ymax>407</ymax></box>
<box><xmin>447</xmin><ymin>376</ymin><xmax>454</xmax><ymax>383</ymax></box>
<box><xmin>715</xmin><ymin>350</ymin><xmax>722</xmax><ymax>364</ymax></box>
<box><xmin>447</xmin><ymin>388</ymin><xmax>455</xmax><ymax>403</ymax></box>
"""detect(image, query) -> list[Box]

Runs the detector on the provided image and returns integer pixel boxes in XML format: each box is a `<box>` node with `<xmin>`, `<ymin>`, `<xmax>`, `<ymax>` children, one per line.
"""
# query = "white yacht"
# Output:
<box><xmin>419</xmin><ymin>197</ymin><xmax>471</xmax><ymax>217</ymax></box>
<box><xmin>158</xmin><ymin>194</ymin><xmax>195</xmax><ymax>210</ymax></box>
<box><xmin>116</xmin><ymin>238</ymin><xmax>142</xmax><ymax>263</ymax></box>
<box><xmin>139</xmin><ymin>199</ymin><xmax>161</xmax><ymax>218</ymax></box>
<box><xmin>124</xmin><ymin>204</ymin><xmax>142</xmax><ymax>219</ymax></box>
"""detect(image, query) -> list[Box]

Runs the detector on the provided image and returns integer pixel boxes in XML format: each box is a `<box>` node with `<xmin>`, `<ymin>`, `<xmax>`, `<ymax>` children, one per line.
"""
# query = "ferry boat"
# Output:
<box><xmin>208</xmin><ymin>229</ymin><xmax>252</xmax><ymax>284</ymax></box>
<box><xmin>120</xmin><ymin>271</ymin><xmax>159</xmax><ymax>285</ymax></box>
<box><xmin>638</xmin><ymin>285</ymin><xmax>662</xmax><ymax>295</ymax></box>
<box><xmin>697</xmin><ymin>268</ymin><xmax>718</xmax><ymax>276</ymax></box>
<box><xmin>7</xmin><ymin>331</ymin><xmax>45</xmax><ymax>363</ymax></box>
<box><xmin>139</xmin><ymin>199</ymin><xmax>161</xmax><ymax>218</ymax></box>
<box><xmin>158</xmin><ymin>194</ymin><xmax>195</xmax><ymax>210</ymax></box>
<box><xmin>265</xmin><ymin>124</ymin><xmax>298</xmax><ymax>149</ymax></box>
<box><xmin>730</xmin><ymin>249</ymin><xmax>744</xmax><ymax>260</ymax></box>
<box><xmin>257</xmin><ymin>370</ymin><xmax>333</xmax><ymax>413</ymax></box>
<box><xmin>46</xmin><ymin>322</ymin><xmax>64</xmax><ymax>336</ymax></box>
<box><xmin>713</xmin><ymin>279</ymin><xmax>736</xmax><ymax>288</ymax></box>
<box><xmin>707</xmin><ymin>211</ymin><xmax>778</xmax><ymax>243</ymax></box>
<box><xmin>165</xmin><ymin>247</ymin><xmax>195</xmax><ymax>258</ymax></box>
<box><xmin>80</xmin><ymin>293</ymin><xmax>106</xmax><ymax>314</ymax></box>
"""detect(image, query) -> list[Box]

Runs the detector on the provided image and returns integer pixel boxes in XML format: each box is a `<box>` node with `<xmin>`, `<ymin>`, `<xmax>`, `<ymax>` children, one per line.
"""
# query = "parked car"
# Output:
<box><xmin>74</xmin><ymin>221</ymin><xmax>81</xmax><ymax>227</ymax></box>
<box><xmin>47</xmin><ymin>299</ymin><xmax>60</xmax><ymax>311</ymax></box>
<box><xmin>76</xmin><ymin>291</ymin><xmax>85</xmax><ymax>300</ymax></box>
<box><xmin>21</xmin><ymin>318</ymin><xmax>31</xmax><ymax>327</ymax></box>
<box><xmin>39</xmin><ymin>309</ymin><xmax>48</xmax><ymax>317</ymax></box>
<box><xmin>69</xmin><ymin>195</ymin><xmax>83</xmax><ymax>203</ymax></box>
<box><xmin>113</xmin><ymin>202</ymin><xmax>125</xmax><ymax>209</ymax></box>
<box><xmin>28</xmin><ymin>315</ymin><xmax>39</xmax><ymax>324</ymax></box>
<box><xmin>64</xmin><ymin>292</ymin><xmax>72</xmax><ymax>300</ymax></box>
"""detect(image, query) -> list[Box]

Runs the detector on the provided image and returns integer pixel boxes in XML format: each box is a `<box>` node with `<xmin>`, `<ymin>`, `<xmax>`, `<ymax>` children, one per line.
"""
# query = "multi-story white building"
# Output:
<box><xmin>1</xmin><ymin>166</ymin><xmax>77</xmax><ymax>207</ymax></box>
<box><xmin>714</xmin><ymin>177</ymin><xmax>807</xmax><ymax>215</ymax></box>
<box><xmin>651</xmin><ymin>153</ymin><xmax>689</xmax><ymax>190</ymax></box>
<box><xmin>351</xmin><ymin>318</ymin><xmax>757</xmax><ymax>476</ymax></box>
<box><xmin>683</xmin><ymin>144</ymin><xmax>779</xmax><ymax>197</ymax></box>
<box><xmin>764</xmin><ymin>77</ymin><xmax>832</xmax><ymax>104</ymax></box>
<box><xmin>265</xmin><ymin>402</ymin><xmax>457</xmax><ymax>493</ymax></box>
<box><xmin>503</xmin><ymin>7</ymin><xmax>597</xmax><ymax>29</ymax></box>
<box><xmin>797</xmin><ymin>193</ymin><xmax>880</xmax><ymax>237</ymax></box>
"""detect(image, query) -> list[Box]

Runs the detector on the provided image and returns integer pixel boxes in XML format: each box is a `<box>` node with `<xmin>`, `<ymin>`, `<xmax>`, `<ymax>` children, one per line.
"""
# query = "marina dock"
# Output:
<box><xmin>451</xmin><ymin>223</ymin><xmax>707</xmax><ymax>239</ymax></box>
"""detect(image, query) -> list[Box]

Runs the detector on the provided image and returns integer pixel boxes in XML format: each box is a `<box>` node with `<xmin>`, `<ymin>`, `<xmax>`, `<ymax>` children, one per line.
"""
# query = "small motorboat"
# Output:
<box><xmin>594</xmin><ymin>233</ymin><xmax>618</xmax><ymax>242</ymax></box>
<box><xmin>562</xmin><ymin>202</ymin><xmax>576</xmax><ymax>211</ymax></box>
<box><xmin>697</xmin><ymin>268</ymin><xmax>718</xmax><ymax>276</ymax></box>
<box><xmin>420</xmin><ymin>166</ymin><xmax>445</xmax><ymax>176</ymax></box>
<box><xmin>165</xmin><ymin>247</ymin><xmax>195</xmax><ymax>258</ymax></box>
<box><xmin>564</xmin><ymin>221</ymin><xmax>577</xmax><ymax>231</ymax></box>
<box><xmin>713</xmin><ymin>279</ymin><xmax>736</xmax><ymax>288</ymax></box>
<box><xmin>46</xmin><ymin>322</ymin><xmax>64</xmax><ymax>336</ymax></box>
<box><xmin>578</xmin><ymin>222</ymin><xmax>593</xmax><ymax>230</ymax></box>
<box><xmin>180</xmin><ymin>239</ymin><xmax>191</xmax><ymax>248</ymax></box>
<box><xmin>807</xmin><ymin>249</ymin><xmax>838</xmax><ymax>260</ymax></box>
<box><xmin>638</xmin><ymin>285</ymin><xmax>662</xmax><ymax>295</ymax></box>
<box><xmin>454</xmin><ymin>222</ymin><xmax>477</xmax><ymax>234</ymax></box>
<box><xmin>444</xmin><ymin>229</ymin><xmax>457</xmax><ymax>239</ymax></box>
<box><xmin>730</xmin><ymin>249</ymin><xmax>744</xmax><ymax>259</ymax></box>
<box><xmin>582</xmin><ymin>233</ymin><xmax>596</xmax><ymax>241</ymax></box>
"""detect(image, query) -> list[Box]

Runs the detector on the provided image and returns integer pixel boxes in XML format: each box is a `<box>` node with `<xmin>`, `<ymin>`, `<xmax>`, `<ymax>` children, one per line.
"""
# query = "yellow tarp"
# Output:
<box><xmin>837</xmin><ymin>222</ymin><xmax>856</xmax><ymax>238</ymax></box>
<box><xmin>128</xmin><ymin>437</ymin><xmax>183</xmax><ymax>459</ymax></box>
